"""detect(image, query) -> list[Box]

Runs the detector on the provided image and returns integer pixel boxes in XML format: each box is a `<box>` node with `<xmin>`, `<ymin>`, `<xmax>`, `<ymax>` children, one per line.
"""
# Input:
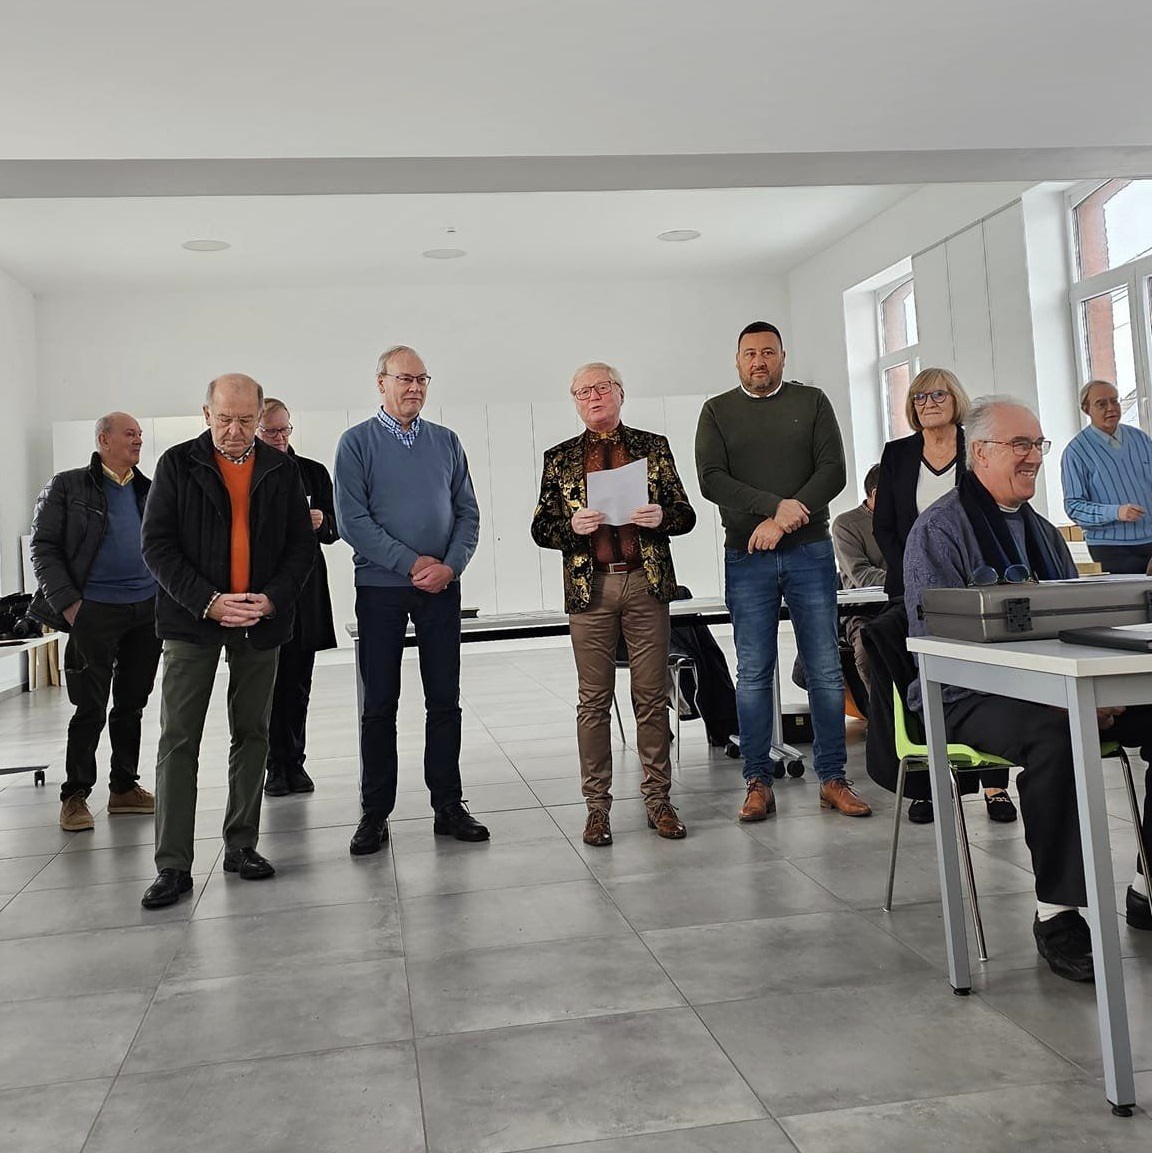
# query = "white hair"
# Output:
<box><xmin>570</xmin><ymin>362</ymin><xmax>624</xmax><ymax>391</ymax></box>
<box><xmin>965</xmin><ymin>394</ymin><xmax>1037</xmax><ymax>467</ymax></box>
<box><xmin>376</xmin><ymin>345</ymin><xmax>420</xmax><ymax>376</ymax></box>
<box><xmin>1079</xmin><ymin>378</ymin><xmax>1116</xmax><ymax>410</ymax></box>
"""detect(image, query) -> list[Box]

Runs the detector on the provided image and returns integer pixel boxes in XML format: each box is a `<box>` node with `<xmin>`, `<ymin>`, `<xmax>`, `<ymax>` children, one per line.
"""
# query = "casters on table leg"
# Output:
<box><xmin>724</xmin><ymin>741</ymin><xmax>741</xmax><ymax>760</ymax></box>
<box><xmin>771</xmin><ymin>759</ymin><xmax>786</xmax><ymax>779</ymax></box>
<box><xmin>952</xmin><ymin>986</ymin><xmax>972</xmax><ymax>997</ymax></box>
<box><xmin>785</xmin><ymin>757</ymin><xmax>805</xmax><ymax>778</ymax></box>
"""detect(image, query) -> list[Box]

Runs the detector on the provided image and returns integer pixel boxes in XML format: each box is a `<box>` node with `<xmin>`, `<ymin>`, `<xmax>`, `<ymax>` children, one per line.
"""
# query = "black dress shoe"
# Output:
<box><xmin>908</xmin><ymin>799</ymin><xmax>934</xmax><ymax>824</ymax></box>
<box><xmin>1127</xmin><ymin>886</ymin><xmax>1152</xmax><ymax>931</ymax></box>
<box><xmin>141</xmin><ymin>869</ymin><xmax>193</xmax><ymax>909</ymax></box>
<box><xmin>984</xmin><ymin>791</ymin><xmax>1018</xmax><ymax>823</ymax></box>
<box><xmin>286</xmin><ymin>767</ymin><xmax>315</xmax><ymax>794</ymax></box>
<box><xmin>223</xmin><ymin>847</ymin><xmax>276</xmax><ymax>880</ymax></box>
<box><xmin>264</xmin><ymin>770</ymin><xmax>290</xmax><ymax>797</ymax></box>
<box><xmin>1033</xmin><ymin>910</ymin><xmax>1094</xmax><ymax>982</ymax></box>
<box><xmin>434</xmin><ymin>801</ymin><xmax>490</xmax><ymax>842</ymax></box>
<box><xmin>350</xmin><ymin>812</ymin><xmax>389</xmax><ymax>856</ymax></box>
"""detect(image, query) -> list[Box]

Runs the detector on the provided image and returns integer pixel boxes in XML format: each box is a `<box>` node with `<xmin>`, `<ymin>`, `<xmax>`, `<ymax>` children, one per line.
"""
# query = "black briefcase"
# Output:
<box><xmin>920</xmin><ymin>576</ymin><xmax>1152</xmax><ymax>643</ymax></box>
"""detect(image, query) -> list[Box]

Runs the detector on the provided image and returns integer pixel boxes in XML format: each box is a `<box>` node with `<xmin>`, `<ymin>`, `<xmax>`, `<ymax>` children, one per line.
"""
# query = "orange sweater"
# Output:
<box><xmin>218</xmin><ymin>454</ymin><xmax>255</xmax><ymax>593</ymax></box>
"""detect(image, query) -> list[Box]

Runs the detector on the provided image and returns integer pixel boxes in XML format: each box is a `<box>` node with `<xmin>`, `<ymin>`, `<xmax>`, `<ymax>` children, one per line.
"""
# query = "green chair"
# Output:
<box><xmin>885</xmin><ymin>685</ymin><xmax>1151</xmax><ymax>963</ymax></box>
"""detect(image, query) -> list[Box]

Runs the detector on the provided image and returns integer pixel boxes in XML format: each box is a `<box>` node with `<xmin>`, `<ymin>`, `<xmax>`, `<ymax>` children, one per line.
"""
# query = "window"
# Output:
<box><xmin>877</xmin><ymin>277</ymin><xmax>919</xmax><ymax>439</ymax></box>
<box><xmin>1068</xmin><ymin>180</ymin><xmax>1152</xmax><ymax>433</ymax></box>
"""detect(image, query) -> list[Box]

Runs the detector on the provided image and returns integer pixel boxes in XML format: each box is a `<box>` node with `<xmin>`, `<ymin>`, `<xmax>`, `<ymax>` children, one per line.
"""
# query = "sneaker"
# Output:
<box><xmin>107</xmin><ymin>785</ymin><xmax>155</xmax><ymax>815</ymax></box>
<box><xmin>60</xmin><ymin>795</ymin><xmax>94</xmax><ymax>831</ymax></box>
<box><xmin>1033</xmin><ymin>910</ymin><xmax>1094</xmax><ymax>982</ymax></box>
<box><xmin>433</xmin><ymin>801</ymin><xmax>490</xmax><ymax>842</ymax></box>
<box><xmin>738</xmin><ymin>779</ymin><xmax>775</xmax><ymax>822</ymax></box>
<box><xmin>582</xmin><ymin>808</ymin><xmax>613</xmax><ymax>847</ymax></box>
<box><xmin>908</xmin><ymin>799</ymin><xmax>934</xmax><ymax>824</ymax></box>
<box><xmin>984</xmin><ymin>791</ymin><xmax>1018</xmax><ymax>823</ymax></box>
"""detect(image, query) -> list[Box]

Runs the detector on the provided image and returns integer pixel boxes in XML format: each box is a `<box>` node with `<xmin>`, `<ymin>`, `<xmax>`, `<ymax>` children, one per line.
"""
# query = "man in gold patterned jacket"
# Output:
<box><xmin>531</xmin><ymin>362</ymin><xmax>697</xmax><ymax>848</ymax></box>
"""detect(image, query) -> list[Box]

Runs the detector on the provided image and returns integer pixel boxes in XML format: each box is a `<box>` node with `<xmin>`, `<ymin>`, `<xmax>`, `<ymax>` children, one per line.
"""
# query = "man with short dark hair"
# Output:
<box><xmin>139</xmin><ymin>374</ymin><xmax>315</xmax><ymax>908</ymax></box>
<box><xmin>335</xmin><ymin>345</ymin><xmax>485</xmax><ymax>857</ymax></box>
<box><xmin>30</xmin><ymin>413</ymin><xmax>162</xmax><ymax>832</ymax></box>
<box><xmin>696</xmin><ymin>322</ymin><xmax>871</xmax><ymax>821</ymax></box>
<box><xmin>905</xmin><ymin>395</ymin><xmax>1152</xmax><ymax>979</ymax></box>
<box><xmin>1061</xmin><ymin>379</ymin><xmax>1152</xmax><ymax>574</ymax></box>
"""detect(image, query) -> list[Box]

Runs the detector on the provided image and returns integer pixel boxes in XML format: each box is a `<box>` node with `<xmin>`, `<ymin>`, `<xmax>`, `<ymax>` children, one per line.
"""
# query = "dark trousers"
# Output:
<box><xmin>945</xmin><ymin>694</ymin><xmax>1152</xmax><ymax>905</ymax></box>
<box><xmin>61</xmin><ymin>597</ymin><xmax>162</xmax><ymax>802</ymax></box>
<box><xmin>356</xmin><ymin>582</ymin><xmax>463</xmax><ymax>819</ymax></box>
<box><xmin>1087</xmin><ymin>542</ymin><xmax>1152</xmax><ymax>575</ymax></box>
<box><xmin>266</xmin><ymin>628</ymin><xmax>317</xmax><ymax>774</ymax></box>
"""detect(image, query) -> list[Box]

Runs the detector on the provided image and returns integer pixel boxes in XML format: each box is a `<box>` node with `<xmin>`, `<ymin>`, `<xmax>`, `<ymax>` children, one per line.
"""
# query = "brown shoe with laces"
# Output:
<box><xmin>647</xmin><ymin>800</ymin><xmax>687</xmax><ymax>839</ymax></box>
<box><xmin>582</xmin><ymin>808</ymin><xmax>613</xmax><ymax>847</ymax></box>
<box><xmin>819</xmin><ymin>777</ymin><xmax>872</xmax><ymax>817</ymax></box>
<box><xmin>59</xmin><ymin>794</ymin><xmax>94</xmax><ymax>832</ymax></box>
<box><xmin>108</xmin><ymin>785</ymin><xmax>155</xmax><ymax>815</ymax></box>
<box><xmin>738</xmin><ymin>779</ymin><xmax>775</xmax><ymax>822</ymax></box>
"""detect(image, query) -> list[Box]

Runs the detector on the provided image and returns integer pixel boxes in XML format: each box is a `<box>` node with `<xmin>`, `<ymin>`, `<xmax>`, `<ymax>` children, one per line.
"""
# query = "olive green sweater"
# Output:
<box><xmin>695</xmin><ymin>382</ymin><xmax>847</xmax><ymax>550</ymax></box>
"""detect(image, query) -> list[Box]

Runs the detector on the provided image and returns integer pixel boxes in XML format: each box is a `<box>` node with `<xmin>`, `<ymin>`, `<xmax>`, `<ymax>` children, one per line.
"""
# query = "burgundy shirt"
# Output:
<box><xmin>583</xmin><ymin>428</ymin><xmax>641</xmax><ymax>569</ymax></box>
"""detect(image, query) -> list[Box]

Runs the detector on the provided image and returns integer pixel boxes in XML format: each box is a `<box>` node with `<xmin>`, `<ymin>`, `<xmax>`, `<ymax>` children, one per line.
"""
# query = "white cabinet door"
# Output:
<box><xmin>663</xmin><ymin>394</ymin><xmax>721</xmax><ymax>599</ymax></box>
<box><xmin>530</xmin><ymin>400</ymin><xmax>581</xmax><ymax>611</ymax></box>
<box><xmin>946</xmin><ymin>225</ymin><xmax>995</xmax><ymax>396</ymax></box>
<box><xmin>441</xmin><ymin>403</ymin><xmax>498</xmax><ymax>615</ymax></box>
<box><xmin>488</xmin><ymin>402</ymin><xmax>545</xmax><ymax>612</ymax></box>
<box><xmin>152</xmin><ymin>415</ymin><xmax>206</xmax><ymax>461</ymax></box>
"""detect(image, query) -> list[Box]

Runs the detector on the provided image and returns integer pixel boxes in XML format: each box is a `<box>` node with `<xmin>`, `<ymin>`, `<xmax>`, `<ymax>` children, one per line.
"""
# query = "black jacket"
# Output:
<box><xmin>873</xmin><ymin>428</ymin><xmax>966</xmax><ymax>598</ymax></box>
<box><xmin>29</xmin><ymin>453</ymin><xmax>152</xmax><ymax>632</ymax></box>
<box><xmin>141</xmin><ymin>431</ymin><xmax>315</xmax><ymax>650</ymax></box>
<box><xmin>287</xmin><ymin>448</ymin><xmax>339</xmax><ymax>652</ymax></box>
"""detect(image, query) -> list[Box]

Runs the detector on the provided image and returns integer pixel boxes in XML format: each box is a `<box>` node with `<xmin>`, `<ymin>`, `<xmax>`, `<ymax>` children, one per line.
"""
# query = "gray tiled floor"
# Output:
<box><xmin>0</xmin><ymin>646</ymin><xmax>1150</xmax><ymax>1151</ymax></box>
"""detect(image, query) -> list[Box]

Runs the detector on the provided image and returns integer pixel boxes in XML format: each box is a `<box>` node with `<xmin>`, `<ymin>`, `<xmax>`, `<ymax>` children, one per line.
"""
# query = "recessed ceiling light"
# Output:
<box><xmin>657</xmin><ymin>229</ymin><xmax>701</xmax><ymax>243</ymax></box>
<box><xmin>422</xmin><ymin>248</ymin><xmax>467</xmax><ymax>260</ymax></box>
<box><xmin>181</xmin><ymin>239</ymin><xmax>231</xmax><ymax>252</ymax></box>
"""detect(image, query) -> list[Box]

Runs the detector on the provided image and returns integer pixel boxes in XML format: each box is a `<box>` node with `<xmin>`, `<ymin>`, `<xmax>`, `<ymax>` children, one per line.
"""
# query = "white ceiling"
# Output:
<box><xmin>2</xmin><ymin>1</ymin><xmax>1151</xmax><ymax>164</ymax></box>
<box><xmin>0</xmin><ymin>186</ymin><xmax>918</xmax><ymax>290</ymax></box>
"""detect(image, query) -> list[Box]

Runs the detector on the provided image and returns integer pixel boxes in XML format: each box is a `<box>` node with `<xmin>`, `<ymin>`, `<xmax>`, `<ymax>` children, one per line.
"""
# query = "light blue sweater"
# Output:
<box><xmin>1061</xmin><ymin>423</ymin><xmax>1152</xmax><ymax>545</ymax></box>
<box><xmin>334</xmin><ymin>416</ymin><xmax>480</xmax><ymax>588</ymax></box>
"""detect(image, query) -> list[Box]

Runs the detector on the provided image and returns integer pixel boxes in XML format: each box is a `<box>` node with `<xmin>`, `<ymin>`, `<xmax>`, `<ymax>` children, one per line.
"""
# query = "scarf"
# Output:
<box><xmin>957</xmin><ymin>470</ymin><xmax>1064</xmax><ymax>581</ymax></box>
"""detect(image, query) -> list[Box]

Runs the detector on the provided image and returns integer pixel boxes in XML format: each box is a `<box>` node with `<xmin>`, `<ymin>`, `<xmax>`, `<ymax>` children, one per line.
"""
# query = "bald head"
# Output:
<box><xmin>203</xmin><ymin>373</ymin><xmax>265</xmax><ymax>457</ymax></box>
<box><xmin>95</xmin><ymin>411</ymin><xmax>143</xmax><ymax>477</ymax></box>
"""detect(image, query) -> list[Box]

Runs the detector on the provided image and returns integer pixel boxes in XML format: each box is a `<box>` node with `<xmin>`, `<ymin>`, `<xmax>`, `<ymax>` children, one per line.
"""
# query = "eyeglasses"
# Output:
<box><xmin>1089</xmin><ymin>398</ymin><xmax>1121</xmax><ymax>410</ymax></box>
<box><xmin>968</xmin><ymin>563</ymin><xmax>1036</xmax><ymax>587</ymax></box>
<box><xmin>571</xmin><ymin>381</ymin><xmax>617</xmax><ymax>401</ymax></box>
<box><xmin>911</xmin><ymin>389</ymin><xmax>951</xmax><ymax>406</ymax></box>
<box><xmin>979</xmin><ymin>437</ymin><xmax>1052</xmax><ymax>457</ymax></box>
<box><xmin>258</xmin><ymin>424</ymin><xmax>292</xmax><ymax>438</ymax></box>
<box><xmin>381</xmin><ymin>372</ymin><xmax>431</xmax><ymax>387</ymax></box>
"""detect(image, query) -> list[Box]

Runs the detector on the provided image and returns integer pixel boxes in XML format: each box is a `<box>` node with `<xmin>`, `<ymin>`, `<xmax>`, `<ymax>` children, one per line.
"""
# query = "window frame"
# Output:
<box><xmin>875</xmin><ymin>274</ymin><xmax>921</xmax><ymax>440</ymax></box>
<box><xmin>1067</xmin><ymin>180</ymin><xmax>1152</xmax><ymax>431</ymax></box>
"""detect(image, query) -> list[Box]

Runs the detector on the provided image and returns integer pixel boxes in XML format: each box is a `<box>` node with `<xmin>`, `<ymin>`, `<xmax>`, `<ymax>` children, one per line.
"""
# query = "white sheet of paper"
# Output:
<box><xmin>585</xmin><ymin>457</ymin><xmax>649</xmax><ymax>527</ymax></box>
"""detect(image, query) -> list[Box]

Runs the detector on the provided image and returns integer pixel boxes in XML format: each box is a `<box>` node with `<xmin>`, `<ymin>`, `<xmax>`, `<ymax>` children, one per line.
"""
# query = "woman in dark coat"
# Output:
<box><xmin>872</xmin><ymin>367</ymin><xmax>1016</xmax><ymax>826</ymax></box>
<box><xmin>256</xmin><ymin>398</ymin><xmax>339</xmax><ymax>795</ymax></box>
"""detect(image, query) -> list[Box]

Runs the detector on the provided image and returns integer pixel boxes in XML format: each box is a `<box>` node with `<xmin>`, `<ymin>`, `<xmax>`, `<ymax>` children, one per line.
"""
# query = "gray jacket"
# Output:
<box><xmin>903</xmin><ymin>487</ymin><xmax>1076</xmax><ymax>710</ymax></box>
<box><xmin>831</xmin><ymin>503</ymin><xmax>886</xmax><ymax>589</ymax></box>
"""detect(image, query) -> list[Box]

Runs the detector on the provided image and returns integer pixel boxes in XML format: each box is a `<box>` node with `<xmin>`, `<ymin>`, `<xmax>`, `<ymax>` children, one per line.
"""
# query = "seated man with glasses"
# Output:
<box><xmin>1061</xmin><ymin>379</ymin><xmax>1152</xmax><ymax>574</ymax></box>
<box><xmin>903</xmin><ymin>395</ymin><xmax>1152</xmax><ymax>981</ymax></box>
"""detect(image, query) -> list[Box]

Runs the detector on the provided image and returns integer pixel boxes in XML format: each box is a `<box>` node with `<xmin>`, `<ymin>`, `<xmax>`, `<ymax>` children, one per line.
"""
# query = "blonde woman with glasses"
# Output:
<box><xmin>872</xmin><ymin>367</ymin><xmax>1017</xmax><ymax>826</ymax></box>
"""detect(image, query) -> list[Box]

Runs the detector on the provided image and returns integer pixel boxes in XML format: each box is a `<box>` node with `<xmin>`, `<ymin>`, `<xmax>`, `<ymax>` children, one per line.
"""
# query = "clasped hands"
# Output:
<box><xmin>409</xmin><ymin>555</ymin><xmax>455</xmax><ymax>594</ymax></box>
<box><xmin>207</xmin><ymin>592</ymin><xmax>275</xmax><ymax>628</ymax></box>
<box><xmin>748</xmin><ymin>498</ymin><xmax>809</xmax><ymax>552</ymax></box>
<box><xmin>571</xmin><ymin>505</ymin><xmax>663</xmax><ymax>535</ymax></box>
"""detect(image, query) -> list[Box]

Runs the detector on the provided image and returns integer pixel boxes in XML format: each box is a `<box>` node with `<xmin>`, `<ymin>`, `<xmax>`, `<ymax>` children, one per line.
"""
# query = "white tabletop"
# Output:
<box><xmin>908</xmin><ymin>633</ymin><xmax>1152</xmax><ymax>679</ymax></box>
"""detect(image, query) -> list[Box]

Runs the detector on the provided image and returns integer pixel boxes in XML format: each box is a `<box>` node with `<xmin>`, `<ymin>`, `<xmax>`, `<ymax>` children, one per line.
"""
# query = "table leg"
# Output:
<box><xmin>1066</xmin><ymin>677</ymin><xmax>1135</xmax><ymax>1114</ymax></box>
<box><xmin>919</xmin><ymin>666</ymin><xmax>972</xmax><ymax>994</ymax></box>
<box><xmin>354</xmin><ymin>638</ymin><xmax>364</xmax><ymax>796</ymax></box>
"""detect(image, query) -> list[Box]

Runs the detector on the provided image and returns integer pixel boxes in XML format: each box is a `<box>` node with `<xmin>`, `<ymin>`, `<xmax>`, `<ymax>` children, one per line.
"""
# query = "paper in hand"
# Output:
<box><xmin>585</xmin><ymin>457</ymin><xmax>649</xmax><ymax>527</ymax></box>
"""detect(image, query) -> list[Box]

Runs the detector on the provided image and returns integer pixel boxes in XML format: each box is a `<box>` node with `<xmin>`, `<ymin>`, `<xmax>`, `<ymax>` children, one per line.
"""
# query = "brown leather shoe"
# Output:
<box><xmin>738</xmin><ymin>778</ymin><xmax>776</xmax><ymax>822</ymax></box>
<box><xmin>59</xmin><ymin>795</ymin><xmax>94</xmax><ymax>832</ymax></box>
<box><xmin>647</xmin><ymin>800</ymin><xmax>687</xmax><ymax>839</ymax></box>
<box><xmin>108</xmin><ymin>785</ymin><xmax>156</xmax><ymax>815</ymax></box>
<box><xmin>582</xmin><ymin>808</ymin><xmax>613</xmax><ymax>847</ymax></box>
<box><xmin>819</xmin><ymin>777</ymin><xmax>872</xmax><ymax>817</ymax></box>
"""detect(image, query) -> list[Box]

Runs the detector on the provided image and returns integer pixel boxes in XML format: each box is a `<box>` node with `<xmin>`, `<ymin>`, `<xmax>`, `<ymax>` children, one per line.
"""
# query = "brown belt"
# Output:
<box><xmin>593</xmin><ymin>561</ymin><xmax>643</xmax><ymax>574</ymax></box>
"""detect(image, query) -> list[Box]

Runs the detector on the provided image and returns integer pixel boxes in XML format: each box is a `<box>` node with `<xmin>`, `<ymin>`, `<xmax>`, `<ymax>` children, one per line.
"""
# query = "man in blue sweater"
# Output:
<box><xmin>1061</xmin><ymin>379</ymin><xmax>1152</xmax><ymax>574</ymax></box>
<box><xmin>29</xmin><ymin>413</ymin><xmax>162</xmax><ymax>832</ymax></box>
<box><xmin>335</xmin><ymin>345</ymin><xmax>485</xmax><ymax>854</ymax></box>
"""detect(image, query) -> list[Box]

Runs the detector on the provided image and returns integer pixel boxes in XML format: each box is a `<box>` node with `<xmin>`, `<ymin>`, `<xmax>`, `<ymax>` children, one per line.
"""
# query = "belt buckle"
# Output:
<box><xmin>608</xmin><ymin>562</ymin><xmax>629</xmax><ymax>574</ymax></box>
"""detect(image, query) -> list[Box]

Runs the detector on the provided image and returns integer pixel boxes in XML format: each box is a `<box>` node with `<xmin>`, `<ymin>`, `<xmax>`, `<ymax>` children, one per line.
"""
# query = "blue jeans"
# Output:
<box><xmin>724</xmin><ymin>540</ymin><xmax>845</xmax><ymax>784</ymax></box>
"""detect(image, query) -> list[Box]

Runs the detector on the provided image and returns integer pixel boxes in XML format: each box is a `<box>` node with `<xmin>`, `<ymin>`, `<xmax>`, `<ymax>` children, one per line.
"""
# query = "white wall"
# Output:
<box><xmin>787</xmin><ymin>182</ymin><xmax>1034</xmax><ymax>511</ymax></box>
<box><xmin>39</xmin><ymin>273</ymin><xmax>787</xmax><ymax>637</ymax></box>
